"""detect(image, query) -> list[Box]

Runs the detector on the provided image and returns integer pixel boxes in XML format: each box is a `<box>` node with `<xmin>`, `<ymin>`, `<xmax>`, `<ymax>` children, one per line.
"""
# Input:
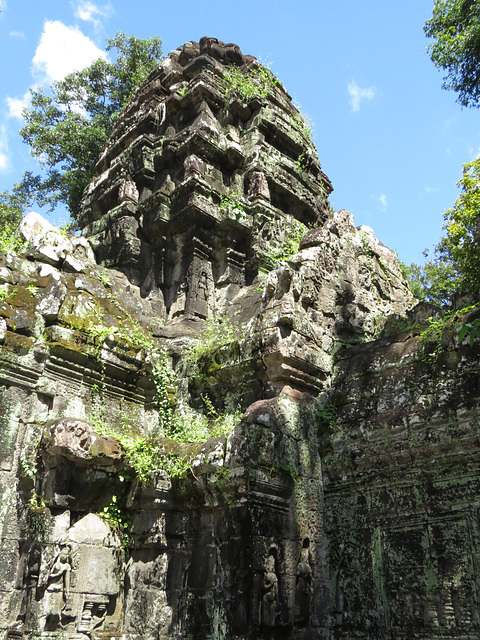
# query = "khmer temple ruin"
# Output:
<box><xmin>1</xmin><ymin>37</ymin><xmax>480</xmax><ymax>639</ymax></box>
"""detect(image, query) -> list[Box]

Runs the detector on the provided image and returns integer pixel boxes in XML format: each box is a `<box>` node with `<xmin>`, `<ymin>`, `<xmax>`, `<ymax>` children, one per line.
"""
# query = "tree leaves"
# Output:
<box><xmin>457</xmin><ymin>318</ymin><xmax>480</xmax><ymax>346</ymax></box>
<box><xmin>18</xmin><ymin>31</ymin><xmax>163</xmax><ymax>221</ymax></box>
<box><xmin>408</xmin><ymin>158</ymin><xmax>480</xmax><ymax>305</ymax></box>
<box><xmin>424</xmin><ymin>0</ymin><xmax>480</xmax><ymax>107</ymax></box>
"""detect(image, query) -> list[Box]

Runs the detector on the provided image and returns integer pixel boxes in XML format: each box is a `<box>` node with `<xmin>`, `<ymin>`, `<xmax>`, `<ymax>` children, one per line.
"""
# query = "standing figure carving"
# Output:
<box><xmin>261</xmin><ymin>552</ymin><xmax>278</xmax><ymax>628</ymax></box>
<box><xmin>195</xmin><ymin>269</ymin><xmax>209</xmax><ymax>318</ymax></box>
<box><xmin>39</xmin><ymin>544</ymin><xmax>72</xmax><ymax>631</ymax></box>
<box><xmin>295</xmin><ymin>543</ymin><xmax>312</xmax><ymax>624</ymax></box>
<box><xmin>170</xmin><ymin>279</ymin><xmax>189</xmax><ymax>319</ymax></box>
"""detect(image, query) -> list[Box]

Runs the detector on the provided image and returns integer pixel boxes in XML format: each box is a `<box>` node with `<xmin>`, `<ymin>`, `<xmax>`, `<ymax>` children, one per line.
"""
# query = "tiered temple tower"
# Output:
<box><xmin>80</xmin><ymin>37</ymin><xmax>332</xmax><ymax>324</ymax></box>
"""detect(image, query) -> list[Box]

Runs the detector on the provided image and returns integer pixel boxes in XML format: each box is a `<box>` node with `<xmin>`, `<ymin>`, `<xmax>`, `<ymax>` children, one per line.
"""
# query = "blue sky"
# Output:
<box><xmin>1</xmin><ymin>0</ymin><xmax>479</xmax><ymax>265</ymax></box>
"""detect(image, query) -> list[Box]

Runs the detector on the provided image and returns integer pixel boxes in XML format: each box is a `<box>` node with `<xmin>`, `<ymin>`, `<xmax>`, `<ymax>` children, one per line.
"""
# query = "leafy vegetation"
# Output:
<box><xmin>20</xmin><ymin>436</ymin><xmax>41</xmax><ymax>479</ymax></box>
<box><xmin>223</xmin><ymin>63</ymin><xmax>278</xmax><ymax>101</ymax></box>
<box><xmin>419</xmin><ymin>303</ymin><xmax>480</xmax><ymax>360</ymax></box>
<box><xmin>183</xmin><ymin>314</ymin><xmax>243</xmax><ymax>378</ymax></box>
<box><xmin>315</xmin><ymin>400</ymin><xmax>337</xmax><ymax>433</ymax></box>
<box><xmin>263</xmin><ymin>220</ymin><xmax>308</xmax><ymax>269</ymax></box>
<box><xmin>436</xmin><ymin>159</ymin><xmax>480</xmax><ymax>297</ymax></box>
<box><xmin>424</xmin><ymin>0</ymin><xmax>480</xmax><ymax>108</ymax></box>
<box><xmin>28</xmin><ymin>493</ymin><xmax>47</xmax><ymax>513</ymax></box>
<box><xmin>84</xmin><ymin>304</ymin><xmax>243</xmax><ymax>482</ymax></box>
<box><xmin>297</xmin><ymin>152</ymin><xmax>308</xmax><ymax>173</ymax></box>
<box><xmin>219</xmin><ymin>186</ymin><xmax>245</xmax><ymax>215</ymax></box>
<box><xmin>0</xmin><ymin>190</ymin><xmax>27</xmax><ymax>254</ymax></box>
<box><xmin>0</xmin><ymin>283</ymin><xmax>16</xmax><ymax>301</ymax></box>
<box><xmin>408</xmin><ymin>158</ymin><xmax>480</xmax><ymax>305</ymax></box>
<box><xmin>407</xmin><ymin>6</ymin><xmax>480</xmax><ymax>305</ymax></box>
<box><xmin>293</xmin><ymin>112</ymin><xmax>313</xmax><ymax>140</ymax></box>
<box><xmin>457</xmin><ymin>317</ymin><xmax>480</xmax><ymax>346</ymax></box>
<box><xmin>18</xmin><ymin>32</ymin><xmax>163</xmax><ymax>221</ymax></box>
<box><xmin>100</xmin><ymin>494</ymin><xmax>131</xmax><ymax>546</ymax></box>
<box><xmin>92</xmin><ymin>397</ymin><xmax>240</xmax><ymax>483</ymax></box>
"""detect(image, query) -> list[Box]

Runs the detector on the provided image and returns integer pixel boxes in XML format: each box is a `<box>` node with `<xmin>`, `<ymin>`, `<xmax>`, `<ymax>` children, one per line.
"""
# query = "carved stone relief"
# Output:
<box><xmin>260</xmin><ymin>551</ymin><xmax>279</xmax><ymax>628</ymax></box>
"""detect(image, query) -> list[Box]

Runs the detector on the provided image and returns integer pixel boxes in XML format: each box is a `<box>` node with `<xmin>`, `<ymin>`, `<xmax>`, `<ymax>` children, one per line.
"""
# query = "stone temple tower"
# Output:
<box><xmin>79</xmin><ymin>36</ymin><xmax>333</xmax><ymax>324</ymax></box>
<box><xmin>1</xmin><ymin>37</ymin><xmax>439</xmax><ymax>640</ymax></box>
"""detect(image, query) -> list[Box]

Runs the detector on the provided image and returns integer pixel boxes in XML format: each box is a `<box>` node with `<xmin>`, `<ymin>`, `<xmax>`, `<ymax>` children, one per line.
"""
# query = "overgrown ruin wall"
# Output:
<box><xmin>324</xmin><ymin>307</ymin><xmax>480</xmax><ymax>638</ymax></box>
<box><xmin>1</xmin><ymin>37</ymin><xmax>479</xmax><ymax>640</ymax></box>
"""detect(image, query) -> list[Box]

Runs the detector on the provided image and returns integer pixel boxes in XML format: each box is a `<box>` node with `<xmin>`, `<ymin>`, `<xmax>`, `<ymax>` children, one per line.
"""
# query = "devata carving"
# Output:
<box><xmin>260</xmin><ymin>552</ymin><xmax>279</xmax><ymax>628</ymax></box>
<box><xmin>38</xmin><ymin>544</ymin><xmax>72</xmax><ymax>631</ymax></box>
<box><xmin>294</xmin><ymin>541</ymin><xmax>312</xmax><ymax>625</ymax></box>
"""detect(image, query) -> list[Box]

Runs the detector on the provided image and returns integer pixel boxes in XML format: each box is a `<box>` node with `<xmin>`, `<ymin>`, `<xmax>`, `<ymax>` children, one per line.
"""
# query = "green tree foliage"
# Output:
<box><xmin>424</xmin><ymin>0</ymin><xmax>480</xmax><ymax>108</ymax></box>
<box><xmin>407</xmin><ymin>251</ymin><xmax>461</xmax><ymax>306</ymax></box>
<box><xmin>413</xmin><ymin>4</ymin><xmax>480</xmax><ymax>304</ymax></box>
<box><xmin>0</xmin><ymin>189</ymin><xmax>28</xmax><ymax>253</ymax></box>
<box><xmin>438</xmin><ymin>159</ymin><xmax>480</xmax><ymax>293</ymax></box>
<box><xmin>410</xmin><ymin>159</ymin><xmax>480</xmax><ymax>305</ymax></box>
<box><xmin>0</xmin><ymin>189</ymin><xmax>25</xmax><ymax>227</ymax></box>
<box><xmin>18</xmin><ymin>32</ymin><xmax>163</xmax><ymax>220</ymax></box>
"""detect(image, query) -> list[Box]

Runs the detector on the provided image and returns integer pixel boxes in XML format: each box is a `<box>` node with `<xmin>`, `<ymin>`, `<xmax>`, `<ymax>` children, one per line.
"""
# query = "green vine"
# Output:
<box><xmin>420</xmin><ymin>303</ymin><xmax>480</xmax><ymax>361</ymax></box>
<box><xmin>457</xmin><ymin>317</ymin><xmax>480</xmax><ymax>346</ymax></box>
<box><xmin>20</xmin><ymin>440</ymin><xmax>41</xmax><ymax>479</ymax></box>
<box><xmin>100</xmin><ymin>494</ymin><xmax>131</xmax><ymax>547</ymax></box>
<box><xmin>219</xmin><ymin>186</ymin><xmax>245</xmax><ymax>215</ymax></box>
<box><xmin>68</xmin><ymin>277</ymin><xmax>244</xmax><ymax>483</ymax></box>
<box><xmin>0</xmin><ymin>283</ymin><xmax>16</xmax><ymax>302</ymax></box>
<box><xmin>183</xmin><ymin>314</ymin><xmax>243</xmax><ymax>379</ymax></box>
<box><xmin>316</xmin><ymin>400</ymin><xmax>337</xmax><ymax>433</ymax></box>
<box><xmin>263</xmin><ymin>220</ymin><xmax>307</xmax><ymax>270</ymax></box>
<box><xmin>177</xmin><ymin>84</ymin><xmax>188</xmax><ymax>98</ymax></box>
<box><xmin>297</xmin><ymin>152</ymin><xmax>308</xmax><ymax>173</ymax></box>
<box><xmin>293</xmin><ymin>112</ymin><xmax>313</xmax><ymax>140</ymax></box>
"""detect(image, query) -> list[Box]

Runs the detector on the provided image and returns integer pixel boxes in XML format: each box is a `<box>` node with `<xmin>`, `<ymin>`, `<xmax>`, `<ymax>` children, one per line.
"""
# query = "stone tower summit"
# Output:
<box><xmin>79</xmin><ymin>36</ymin><xmax>333</xmax><ymax>323</ymax></box>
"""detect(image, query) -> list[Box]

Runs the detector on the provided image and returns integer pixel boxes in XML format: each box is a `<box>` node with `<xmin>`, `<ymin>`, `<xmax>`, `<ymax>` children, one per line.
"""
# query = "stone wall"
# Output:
<box><xmin>323</xmin><ymin>306</ymin><xmax>480</xmax><ymax>638</ymax></box>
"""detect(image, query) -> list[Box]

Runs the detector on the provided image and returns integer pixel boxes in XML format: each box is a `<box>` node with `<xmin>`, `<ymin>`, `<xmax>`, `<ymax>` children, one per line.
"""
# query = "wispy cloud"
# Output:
<box><xmin>0</xmin><ymin>126</ymin><xmax>10</xmax><ymax>172</ymax></box>
<box><xmin>348</xmin><ymin>80</ymin><xmax>375</xmax><ymax>112</ymax></box>
<box><xmin>372</xmin><ymin>193</ymin><xmax>387</xmax><ymax>211</ymax></box>
<box><xmin>6</xmin><ymin>91</ymin><xmax>30</xmax><ymax>119</ymax></box>
<box><xmin>73</xmin><ymin>1</ymin><xmax>114</xmax><ymax>28</ymax></box>
<box><xmin>33</xmin><ymin>20</ymin><xmax>106</xmax><ymax>83</ymax></box>
<box><xmin>424</xmin><ymin>186</ymin><xmax>439</xmax><ymax>194</ymax></box>
<box><xmin>467</xmin><ymin>145</ymin><xmax>480</xmax><ymax>160</ymax></box>
<box><xmin>9</xmin><ymin>31</ymin><xmax>25</xmax><ymax>38</ymax></box>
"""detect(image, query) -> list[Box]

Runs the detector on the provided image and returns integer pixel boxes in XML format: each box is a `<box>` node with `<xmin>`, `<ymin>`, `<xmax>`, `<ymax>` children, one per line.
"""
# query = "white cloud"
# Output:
<box><xmin>372</xmin><ymin>193</ymin><xmax>387</xmax><ymax>211</ymax></box>
<box><xmin>33</xmin><ymin>20</ymin><xmax>106</xmax><ymax>83</ymax></box>
<box><xmin>9</xmin><ymin>31</ymin><xmax>25</xmax><ymax>38</ymax></box>
<box><xmin>467</xmin><ymin>145</ymin><xmax>480</xmax><ymax>160</ymax></box>
<box><xmin>0</xmin><ymin>126</ymin><xmax>10</xmax><ymax>172</ymax></box>
<box><xmin>348</xmin><ymin>80</ymin><xmax>375</xmax><ymax>113</ymax></box>
<box><xmin>6</xmin><ymin>91</ymin><xmax>30</xmax><ymax>119</ymax></box>
<box><xmin>73</xmin><ymin>1</ymin><xmax>114</xmax><ymax>27</ymax></box>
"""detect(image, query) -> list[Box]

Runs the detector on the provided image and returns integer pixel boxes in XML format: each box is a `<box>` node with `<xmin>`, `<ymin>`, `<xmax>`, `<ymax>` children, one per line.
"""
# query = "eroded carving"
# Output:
<box><xmin>261</xmin><ymin>551</ymin><xmax>279</xmax><ymax>628</ymax></box>
<box><xmin>118</xmin><ymin>175</ymin><xmax>139</xmax><ymax>203</ymax></box>
<box><xmin>295</xmin><ymin>541</ymin><xmax>312</xmax><ymax>624</ymax></box>
<box><xmin>39</xmin><ymin>544</ymin><xmax>72</xmax><ymax>631</ymax></box>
